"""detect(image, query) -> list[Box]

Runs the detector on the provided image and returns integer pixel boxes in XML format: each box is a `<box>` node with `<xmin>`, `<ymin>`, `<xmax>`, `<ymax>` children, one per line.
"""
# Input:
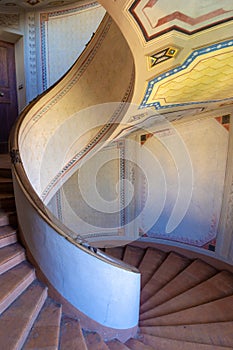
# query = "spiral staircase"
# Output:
<box><xmin>0</xmin><ymin>153</ymin><xmax>233</xmax><ymax>350</ymax></box>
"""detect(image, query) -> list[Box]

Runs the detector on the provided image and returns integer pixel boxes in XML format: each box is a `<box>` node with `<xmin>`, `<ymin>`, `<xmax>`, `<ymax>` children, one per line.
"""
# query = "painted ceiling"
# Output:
<box><xmin>0</xmin><ymin>0</ymin><xmax>82</xmax><ymax>11</ymax></box>
<box><xmin>98</xmin><ymin>0</ymin><xmax>233</xmax><ymax>123</ymax></box>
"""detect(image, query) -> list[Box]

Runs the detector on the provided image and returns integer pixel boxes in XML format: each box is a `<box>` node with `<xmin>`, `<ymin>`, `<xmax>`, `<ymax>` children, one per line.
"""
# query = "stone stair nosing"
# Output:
<box><xmin>0</xmin><ymin>261</ymin><xmax>36</xmax><ymax>315</ymax></box>
<box><xmin>122</xmin><ymin>245</ymin><xmax>146</xmax><ymax>268</ymax></box>
<box><xmin>138</xmin><ymin>247</ymin><xmax>167</xmax><ymax>289</ymax></box>
<box><xmin>22</xmin><ymin>298</ymin><xmax>62</xmax><ymax>350</ymax></box>
<box><xmin>106</xmin><ymin>338</ymin><xmax>131</xmax><ymax>350</ymax></box>
<box><xmin>0</xmin><ymin>225</ymin><xmax>17</xmax><ymax>248</ymax></box>
<box><xmin>84</xmin><ymin>331</ymin><xmax>110</xmax><ymax>350</ymax></box>
<box><xmin>140</xmin><ymin>259</ymin><xmax>217</xmax><ymax>316</ymax></box>
<box><xmin>0</xmin><ymin>281</ymin><xmax>48</xmax><ymax>350</ymax></box>
<box><xmin>0</xmin><ymin>243</ymin><xmax>25</xmax><ymax>275</ymax></box>
<box><xmin>140</xmin><ymin>293</ymin><xmax>233</xmax><ymax>327</ymax></box>
<box><xmin>105</xmin><ymin>246</ymin><xmax>125</xmax><ymax>261</ymax></box>
<box><xmin>140</xmin><ymin>270</ymin><xmax>233</xmax><ymax>322</ymax></box>
<box><xmin>140</xmin><ymin>333</ymin><xmax>233</xmax><ymax>350</ymax></box>
<box><xmin>0</xmin><ymin>177</ymin><xmax>14</xmax><ymax>193</ymax></box>
<box><xmin>59</xmin><ymin>316</ymin><xmax>88</xmax><ymax>350</ymax></box>
<box><xmin>140</xmin><ymin>321</ymin><xmax>233</xmax><ymax>348</ymax></box>
<box><xmin>0</xmin><ymin>210</ymin><xmax>17</xmax><ymax>228</ymax></box>
<box><xmin>140</xmin><ymin>252</ymin><xmax>190</xmax><ymax>306</ymax></box>
<box><xmin>125</xmin><ymin>337</ymin><xmax>154</xmax><ymax>350</ymax></box>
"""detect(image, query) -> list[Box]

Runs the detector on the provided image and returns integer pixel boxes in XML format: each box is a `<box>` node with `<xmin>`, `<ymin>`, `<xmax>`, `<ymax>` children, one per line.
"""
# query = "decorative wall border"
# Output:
<box><xmin>41</xmin><ymin>68</ymin><xmax>135</xmax><ymax>201</ymax></box>
<box><xmin>140</xmin><ymin>39</ymin><xmax>233</xmax><ymax>110</ymax></box>
<box><xmin>40</xmin><ymin>1</ymin><xmax>100</xmax><ymax>90</ymax></box>
<box><xmin>21</xmin><ymin>15</ymin><xmax>113</xmax><ymax>146</ymax></box>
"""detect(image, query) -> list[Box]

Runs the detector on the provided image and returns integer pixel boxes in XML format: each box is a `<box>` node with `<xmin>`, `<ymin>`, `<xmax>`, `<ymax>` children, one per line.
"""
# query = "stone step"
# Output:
<box><xmin>0</xmin><ymin>193</ymin><xmax>16</xmax><ymax>211</ymax></box>
<box><xmin>140</xmin><ymin>321</ymin><xmax>233</xmax><ymax>347</ymax></box>
<box><xmin>0</xmin><ymin>261</ymin><xmax>35</xmax><ymax>315</ymax></box>
<box><xmin>125</xmin><ymin>338</ymin><xmax>154</xmax><ymax>350</ymax></box>
<box><xmin>0</xmin><ymin>281</ymin><xmax>48</xmax><ymax>350</ymax></box>
<box><xmin>0</xmin><ymin>177</ymin><xmax>14</xmax><ymax>193</ymax></box>
<box><xmin>106</xmin><ymin>338</ymin><xmax>131</xmax><ymax>350</ymax></box>
<box><xmin>140</xmin><ymin>270</ymin><xmax>233</xmax><ymax>322</ymax></box>
<box><xmin>123</xmin><ymin>245</ymin><xmax>145</xmax><ymax>268</ymax></box>
<box><xmin>138</xmin><ymin>248</ymin><xmax>167</xmax><ymax>289</ymax></box>
<box><xmin>140</xmin><ymin>334</ymin><xmax>233</xmax><ymax>350</ymax></box>
<box><xmin>140</xmin><ymin>259</ymin><xmax>217</xmax><ymax>316</ymax></box>
<box><xmin>140</xmin><ymin>294</ymin><xmax>233</xmax><ymax>327</ymax></box>
<box><xmin>60</xmin><ymin>316</ymin><xmax>88</xmax><ymax>350</ymax></box>
<box><xmin>84</xmin><ymin>331</ymin><xmax>110</xmax><ymax>350</ymax></box>
<box><xmin>23</xmin><ymin>298</ymin><xmax>62</xmax><ymax>350</ymax></box>
<box><xmin>105</xmin><ymin>247</ymin><xmax>125</xmax><ymax>261</ymax></box>
<box><xmin>0</xmin><ymin>243</ymin><xmax>25</xmax><ymax>275</ymax></box>
<box><xmin>140</xmin><ymin>252</ymin><xmax>190</xmax><ymax>306</ymax></box>
<box><xmin>0</xmin><ymin>210</ymin><xmax>17</xmax><ymax>228</ymax></box>
<box><xmin>0</xmin><ymin>168</ymin><xmax>12</xmax><ymax>179</ymax></box>
<box><xmin>0</xmin><ymin>225</ymin><xmax>17</xmax><ymax>248</ymax></box>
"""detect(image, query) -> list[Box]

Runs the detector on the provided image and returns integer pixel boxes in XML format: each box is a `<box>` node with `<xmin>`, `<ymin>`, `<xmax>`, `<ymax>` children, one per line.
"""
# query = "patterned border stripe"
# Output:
<box><xmin>41</xmin><ymin>69</ymin><xmax>135</xmax><ymax>200</ymax></box>
<box><xmin>40</xmin><ymin>1</ymin><xmax>99</xmax><ymax>91</ymax></box>
<box><xmin>140</xmin><ymin>39</ymin><xmax>233</xmax><ymax>110</ymax></box>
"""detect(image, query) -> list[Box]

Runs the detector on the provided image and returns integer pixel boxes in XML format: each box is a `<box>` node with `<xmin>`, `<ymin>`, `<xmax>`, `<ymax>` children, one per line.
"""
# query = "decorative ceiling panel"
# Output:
<box><xmin>129</xmin><ymin>0</ymin><xmax>233</xmax><ymax>41</ymax></box>
<box><xmin>140</xmin><ymin>39</ymin><xmax>233</xmax><ymax>110</ymax></box>
<box><xmin>0</xmin><ymin>0</ymin><xmax>84</xmax><ymax>11</ymax></box>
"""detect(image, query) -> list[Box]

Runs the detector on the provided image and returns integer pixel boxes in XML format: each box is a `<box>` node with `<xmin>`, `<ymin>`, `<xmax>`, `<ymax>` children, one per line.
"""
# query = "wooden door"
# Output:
<box><xmin>0</xmin><ymin>41</ymin><xmax>18</xmax><ymax>153</ymax></box>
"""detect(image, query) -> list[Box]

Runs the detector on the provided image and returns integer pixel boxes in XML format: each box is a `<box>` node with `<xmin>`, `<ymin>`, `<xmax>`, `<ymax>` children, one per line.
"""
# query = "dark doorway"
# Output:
<box><xmin>0</xmin><ymin>40</ymin><xmax>18</xmax><ymax>154</ymax></box>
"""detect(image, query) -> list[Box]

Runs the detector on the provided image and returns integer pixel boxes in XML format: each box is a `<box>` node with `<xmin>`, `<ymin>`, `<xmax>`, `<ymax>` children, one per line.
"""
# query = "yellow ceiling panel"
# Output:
<box><xmin>149</xmin><ymin>48</ymin><xmax>233</xmax><ymax>105</ymax></box>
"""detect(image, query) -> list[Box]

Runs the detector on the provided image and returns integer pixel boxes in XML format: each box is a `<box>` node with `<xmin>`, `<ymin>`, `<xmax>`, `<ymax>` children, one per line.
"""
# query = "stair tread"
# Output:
<box><xmin>84</xmin><ymin>331</ymin><xmax>109</xmax><ymax>350</ymax></box>
<box><xmin>138</xmin><ymin>248</ymin><xmax>167</xmax><ymax>289</ymax></box>
<box><xmin>140</xmin><ymin>334</ymin><xmax>233</xmax><ymax>350</ymax></box>
<box><xmin>140</xmin><ymin>270</ymin><xmax>233</xmax><ymax>322</ymax></box>
<box><xmin>23</xmin><ymin>298</ymin><xmax>62</xmax><ymax>350</ymax></box>
<box><xmin>0</xmin><ymin>261</ymin><xmax>35</xmax><ymax>314</ymax></box>
<box><xmin>106</xmin><ymin>338</ymin><xmax>131</xmax><ymax>350</ymax></box>
<box><xmin>60</xmin><ymin>316</ymin><xmax>88</xmax><ymax>350</ymax></box>
<box><xmin>0</xmin><ymin>193</ymin><xmax>14</xmax><ymax>199</ymax></box>
<box><xmin>123</xmin><ymin>245</ymin><xmax>145</xmax><ymax>268</ymax></box>
<box><xmin>0</xmin><ymin>225</ymin><xmax>16</xmax><ymax>237</ymax></box>
<box><xmin>140</xmin><ymin>294</ymin><xmax>233</xmax><ymax>327</ymax></box>
<box><xmin>125</xmin><ymin>338</ymin><xmax>154</xmax><ymax>350</ymax></box>
<box><xmin>140</xmin><ymin>259</ymin><xmax>217</xmax><ymax>315</ymax></box>
<box><xmin>140</xmin><ymin>321</ymin><xmax>233</xmax><ymax>347</ymax></box>
<box><xmin>0</xmin><ymin>243</ymin><xmax>25</xmax><ymax>265</ymax></box>
<box><xmin>140</xmin><ymin>252</ymin><xmax>190</xmax><ymax>305</ymax></box>
<box><xmin>0</xmin><ymin>281</ymin><xmax>48</xmax><ymax>350</ymax></box>
<box><xmin>0</xmin><ymin>211</ymin><xmax>17</xmax><ymax>228</ymax></box>
<box><xmin>0</xmin><ymin>176</ymin><xmax>12</xmax><ymax>182</ymax></box>
<box><xmin>105</xmin><ymin>247</ymin><xmax>125</xmax><ymax>261</ymax></box>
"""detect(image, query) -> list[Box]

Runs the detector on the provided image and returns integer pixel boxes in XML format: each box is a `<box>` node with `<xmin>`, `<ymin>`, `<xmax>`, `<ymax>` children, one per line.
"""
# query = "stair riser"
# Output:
<box><xmin>0</xmin><ymin>214</ymin><xmax>17</xmax><ymax>228</ymax></box>
<box><xmin>0</xmin><ymin>270</ymin><xmax>36</xmax><ymax>315</ymax></box>
<box><xmin>0</xmin><ymin>252</ymin><xmax>25</xmax><ymax>275</ymax></box>
<box><xmin>0</xmin><ymin>182</ymin><xmax>14</xmax><ymax>194</ymax></box>
<box><xmin>0</xmin><ymin>169</ymin><xmax>12</xmax><ymax>179</ymax></box>
<box><xmin>0</xmin><ymin>198</ymin><xmax>16</xmax><ymax>211</ymax></box>
<box><xmin>0</xmin><ymin>233</ymin><xmax>17</xmax><ymax>248</ymax></box>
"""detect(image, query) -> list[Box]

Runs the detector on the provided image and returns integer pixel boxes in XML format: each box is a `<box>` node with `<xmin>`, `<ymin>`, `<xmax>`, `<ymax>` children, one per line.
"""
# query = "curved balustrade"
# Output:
<box><xmin>9</xmin><ymin>14</ymin><xmax>140</xmax><ymax>338</ymax></box>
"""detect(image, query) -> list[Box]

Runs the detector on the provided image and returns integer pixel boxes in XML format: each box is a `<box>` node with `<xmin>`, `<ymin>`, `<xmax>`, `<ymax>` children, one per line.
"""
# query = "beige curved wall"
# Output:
<box><xmin>18</xmin><ymin>14</ymin><xmax>134</xmax><ymax>199</ymax></box>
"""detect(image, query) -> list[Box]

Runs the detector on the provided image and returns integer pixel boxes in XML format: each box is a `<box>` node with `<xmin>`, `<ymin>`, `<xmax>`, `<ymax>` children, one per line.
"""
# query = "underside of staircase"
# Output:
<box><xmin>1</xmin><ymin>153</ymin><xmax>233</xmax><ymax>349</ymax></box>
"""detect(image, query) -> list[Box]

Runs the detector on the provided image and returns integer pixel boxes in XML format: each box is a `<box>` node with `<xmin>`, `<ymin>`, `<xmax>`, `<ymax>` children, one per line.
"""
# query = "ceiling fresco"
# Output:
<box><xmin>0</xmin><ymin>0</ymin><xmax>82</xmax><ymax>11</ymax></box>
<box><xmin>140</xmin><ymin>39</ymin><xmax>233</xmax><ymax>110</ymax></box>
<box><xmin>129</xmin><ymin>0</ymin><xmax>233</xmax><ymax>41</ymax></box>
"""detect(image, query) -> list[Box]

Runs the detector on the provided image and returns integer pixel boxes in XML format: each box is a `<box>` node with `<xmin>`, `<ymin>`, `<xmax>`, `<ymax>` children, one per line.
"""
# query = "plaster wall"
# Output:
<box><xmin>141</xmin><ymin>118</ymin><xmax>229</xmax><ymax>248</ymax></box>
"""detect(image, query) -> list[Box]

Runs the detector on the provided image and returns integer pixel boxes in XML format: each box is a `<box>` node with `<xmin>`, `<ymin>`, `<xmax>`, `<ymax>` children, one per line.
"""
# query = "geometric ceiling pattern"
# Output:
<box><xmin>0</xmin><ymin>0</ymin><xmax>82</xmax><ymax>11</ymax></box>
<box><xmin>129</xmin><ymin>0</ymin><xmax>233</xmax><ymax>41</ymax></box>
<box><xmin>140</xmin><ymin>39</ymin><xmax>233</xmax><ymax>110</ymax></box>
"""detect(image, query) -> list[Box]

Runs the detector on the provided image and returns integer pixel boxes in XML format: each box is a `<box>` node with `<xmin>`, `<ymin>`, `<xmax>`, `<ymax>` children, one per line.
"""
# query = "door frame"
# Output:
<box><xmin>0</xmin><ymin>30</ymin><xmax>26</xmax><ymax>114</ymax></box>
